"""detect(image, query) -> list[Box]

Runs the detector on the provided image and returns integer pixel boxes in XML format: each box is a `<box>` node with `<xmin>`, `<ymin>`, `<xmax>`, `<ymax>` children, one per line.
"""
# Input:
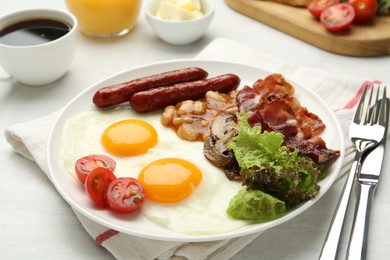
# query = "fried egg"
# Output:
<box><xmin>101</xmin><ymin>119</ymin><xmax>158</xmax><ymax>156</ymax></box>
<box><xmin>138</xmin><ymin>158</ymin><xmax>202</xmax><ymax>203</ymax></box>
<box><xmin>61</xmin><ymin>106</ymin><xmax>248</xmax><ymax>235</ymax></box>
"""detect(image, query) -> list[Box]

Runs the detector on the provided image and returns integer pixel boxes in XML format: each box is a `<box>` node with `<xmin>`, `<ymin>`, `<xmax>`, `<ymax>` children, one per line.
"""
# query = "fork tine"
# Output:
<box><xmin>354</xmin><ymin>85</ymin><xmax>369</xmax><ymax>124</ymax></box>
<box><xmin>378</xmin><ymin>86</ymin><xmax>388</xmax><ymax>127</ymax></box>
<box><xmin>363</xmin><ymin>85</ymin><xmax>375</xmax><ymax>124</ymax></box>
<box><xmin>368</xmin><ymin>85</ymin><xmax>380</xmax><ymax>125</ymax></box>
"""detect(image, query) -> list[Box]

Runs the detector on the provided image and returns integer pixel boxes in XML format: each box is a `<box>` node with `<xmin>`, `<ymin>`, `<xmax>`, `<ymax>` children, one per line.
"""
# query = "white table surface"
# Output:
<box><xmin>1</xmin><ymin>0</ymin><xmax>390</xmax><ymax>259</ymax></box>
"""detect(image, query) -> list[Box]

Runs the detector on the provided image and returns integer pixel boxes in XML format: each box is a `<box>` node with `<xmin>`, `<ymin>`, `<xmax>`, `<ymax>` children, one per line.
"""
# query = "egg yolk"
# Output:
<box><xmin>101</xmin><ymin>119</ymin><xmax>157</xmax><ymax>156</ymax></box>
<box><xmin>137</xmin><ymin>158</ymin><xmax>202</xmax><ymax>203</ymax></box>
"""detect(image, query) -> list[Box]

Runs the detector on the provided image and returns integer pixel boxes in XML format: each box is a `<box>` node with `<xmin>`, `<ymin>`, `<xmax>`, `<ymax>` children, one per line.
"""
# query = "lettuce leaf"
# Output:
<box><xmin>228</xmin><ymin>114</ymin><xmax>322</xmax><ymax>208</ymax></box>
<box><xmin>227</xmin><ymin>189</ymin><xmax>286</xmax><ymax>221</ymax></box>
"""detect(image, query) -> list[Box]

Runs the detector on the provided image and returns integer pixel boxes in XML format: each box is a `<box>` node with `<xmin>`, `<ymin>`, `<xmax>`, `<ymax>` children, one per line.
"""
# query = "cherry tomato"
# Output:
<box><xmin>85</xmin><ymin>167</ymin><xmax>116</xmax><ymax>207</ymax></box>
<box><xmin>75</xmin><ymin>154</ymin><xmax>116</xmax><ymax>184</ymax></box>
<box><xmin>106</xmin><ymin>178</ymin><xmax>145</xmax><ymax>213</ymax></box>
<box><xmin>348</xmin><ymin>0</ymin><xmax>377</xmax><ymax>22</ymax></box>
<box><xmin>320</xmin><ymin>3</ymin><xmax>355</xmax><ymax>32</ymax></box>
<box><xmin>307</xmin><ymin>0</ymin><xmax>340</xmax><ymax>19</ymax></box>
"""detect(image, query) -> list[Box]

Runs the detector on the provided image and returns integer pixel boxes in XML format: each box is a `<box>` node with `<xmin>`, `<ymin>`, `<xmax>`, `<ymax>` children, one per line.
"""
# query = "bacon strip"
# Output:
<box><xmin>237</xmin><ymin>73</ymin><xmax>339</xmax><ymax>165</ymax></box>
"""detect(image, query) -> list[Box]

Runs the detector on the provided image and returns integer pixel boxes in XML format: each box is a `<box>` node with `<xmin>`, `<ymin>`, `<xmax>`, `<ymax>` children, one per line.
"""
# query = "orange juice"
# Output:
<box><xmin>65</xmin><ymin>0</ymin><xmax>142</xmax><ymax>37</ymax></box>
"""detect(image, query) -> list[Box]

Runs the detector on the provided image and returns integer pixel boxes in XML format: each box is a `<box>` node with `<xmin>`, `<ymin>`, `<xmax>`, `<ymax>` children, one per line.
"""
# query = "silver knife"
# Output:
<box><xmin>346</xmin><ymin>98</ymin><xmax>389</xmax><ymax>260</ymax></box>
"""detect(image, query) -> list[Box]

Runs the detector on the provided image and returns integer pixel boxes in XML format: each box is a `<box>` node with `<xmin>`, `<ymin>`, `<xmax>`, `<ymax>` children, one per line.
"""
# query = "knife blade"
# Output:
<box><xmin>346</xmin><ymin>97</ymin><xmax>389</xmax><ymax>260</ymax></box>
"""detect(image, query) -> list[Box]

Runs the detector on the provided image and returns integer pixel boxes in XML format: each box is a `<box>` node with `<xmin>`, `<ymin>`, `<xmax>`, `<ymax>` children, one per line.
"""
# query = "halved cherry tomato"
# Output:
<box><xmin>85</xmin><ymin>167</ymin><xmax>116</xmax><ymax>207</ymax></box>
<box><xmin>106</xmin><ymin>178</ymin><xmax>145</xmax><ymax>213</ymax></box>
<box><xmin>348</xmin><ymin>0</ymin><xmax>377</xmax><ymax>22</ymax></box>
<box><xmin>307</xmin><ymin>0</ymin><xmax>340</xmax><ymax>19</ymax></box>
<box><xmin>75</xmin><ymin>154</ymin><xmax>116</xmax><ymax>184</ymax></box>
<box><xmin>320</xmin><ymin>3</ymin><xmax>356</xmax><ymax>32</ymax></box>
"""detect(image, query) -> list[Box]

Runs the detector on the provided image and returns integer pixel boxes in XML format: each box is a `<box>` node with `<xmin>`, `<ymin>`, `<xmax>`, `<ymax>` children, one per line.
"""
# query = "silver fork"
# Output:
<box><xmin>319</xmin><ymin>85</ymin><xmax>388</xmax><ymax>260</ymax></box>
<box><xmin>347</xmin><ymin>94</ymin><xmax>389</xmax><ymax>260</ymax></box>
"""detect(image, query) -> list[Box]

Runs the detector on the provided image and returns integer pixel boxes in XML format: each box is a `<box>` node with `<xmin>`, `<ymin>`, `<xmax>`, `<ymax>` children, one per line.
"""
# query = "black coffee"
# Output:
<box><xmin>0</xmin><ymin>19</ymin><xmax>71</xmax><ymax>46</ymax></box>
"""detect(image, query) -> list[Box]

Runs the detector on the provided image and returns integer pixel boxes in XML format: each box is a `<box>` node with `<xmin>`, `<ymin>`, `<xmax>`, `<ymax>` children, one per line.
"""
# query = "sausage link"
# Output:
<box><xmin>129</xmin><ymin>74</ymin><xmax>241</xmax><ymax>113</ymax></box>
<box><xmin>93</xmin><ymin>67</ymin><xmax>208</xmax><ymax>108</ymax></box>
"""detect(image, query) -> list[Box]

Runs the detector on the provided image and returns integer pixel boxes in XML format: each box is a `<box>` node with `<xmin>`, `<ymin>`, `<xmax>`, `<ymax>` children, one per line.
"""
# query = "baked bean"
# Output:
<box><xmin>161</xmin><ymin>105</ymin><xmax>175</xmax><ymax>126</ymax></box>
<box><xmin>177</xmin><ymin>125</ymin><xmax>199</xmax><ymax>141</ymax></box>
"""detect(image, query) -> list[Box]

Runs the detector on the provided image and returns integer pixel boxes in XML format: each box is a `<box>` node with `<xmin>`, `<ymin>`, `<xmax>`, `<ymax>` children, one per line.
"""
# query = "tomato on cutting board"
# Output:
<box><xmin>348</xmin><ymin>0</ymin><xmax>378</xmax><ymax>22</ymax></box>
<box><xmin>85</xmin><ymin>167</ymin><xmax>117</xmax><ymax>207</ymax></box>
<box><xmin>307</xmin><ymin>0</ymin><xmax>340</xmax><ymax>19</ymax></box>
<box><xmin>75</xmin><ymin>154</ymin><xmax>116</xmax><ymax>184</ymax></box>
<box><xmin>106</xmin><ymin>177</ymin><xmax>145</xmax><ymax>213</ymax></box>
<box><xmin>320</xmin><ymin>3</ymin><xmax>356</xmax><ymax>32</ymax></box>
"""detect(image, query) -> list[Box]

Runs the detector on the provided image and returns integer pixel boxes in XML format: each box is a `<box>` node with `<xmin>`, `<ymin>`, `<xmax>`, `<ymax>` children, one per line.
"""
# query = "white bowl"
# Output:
<box><xmin>145</xmin><ymin>0</ymin><xmax>215</xmax><ymax>45</ymax></box>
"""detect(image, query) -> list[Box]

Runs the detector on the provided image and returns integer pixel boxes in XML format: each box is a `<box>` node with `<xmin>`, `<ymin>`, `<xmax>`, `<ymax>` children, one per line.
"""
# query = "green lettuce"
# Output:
<box><xmin>228</xmin><ymin>114</ymin><xmax>322</xmax><ymax>208</ymax></box>
<box><xmin>227</xmin><ymin>189</ymin><xmax>286</xmax><ymax>221</ymax></box>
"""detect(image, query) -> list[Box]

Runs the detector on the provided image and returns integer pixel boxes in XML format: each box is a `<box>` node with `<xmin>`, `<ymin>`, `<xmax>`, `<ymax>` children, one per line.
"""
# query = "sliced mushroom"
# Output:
<box><xmin>203</xmin><ymin>112</ymin><xmax>238</xmax><ymax>168</ymax></box>
<box><xmin>224</xmin><ymin>158</ymin><xmax>243</xmax><ymax>181</ymax></box>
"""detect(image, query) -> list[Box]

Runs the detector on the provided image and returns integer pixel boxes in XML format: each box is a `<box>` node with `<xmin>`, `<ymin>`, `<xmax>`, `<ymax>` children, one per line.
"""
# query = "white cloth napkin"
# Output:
<box><xmin>4</xmin><ymin>37</ymin><xmax>385</xmax><ymax>260</ymax></box>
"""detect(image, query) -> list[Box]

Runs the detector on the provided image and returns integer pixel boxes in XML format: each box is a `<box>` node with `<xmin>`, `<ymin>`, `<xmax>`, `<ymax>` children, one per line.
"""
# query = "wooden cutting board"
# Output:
<box><xmin>225</xmin><ymin>0</ymin><xmax>390</xmax><ymax>57</ymax></box>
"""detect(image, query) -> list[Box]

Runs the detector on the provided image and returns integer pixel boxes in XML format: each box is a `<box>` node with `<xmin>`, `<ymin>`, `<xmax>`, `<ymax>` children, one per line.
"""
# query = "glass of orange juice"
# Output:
<box><xmin>65</xmin><ymin>0</ymin><xmax>142</xmax><ymax>37</ymax></box>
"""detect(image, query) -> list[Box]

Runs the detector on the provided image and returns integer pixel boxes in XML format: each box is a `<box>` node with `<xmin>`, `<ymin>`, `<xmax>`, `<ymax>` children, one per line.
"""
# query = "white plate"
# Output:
<box><xmin>47</xmin><ymin>59</ymin><xmax>345</xmax><ymax>242</ymax></box>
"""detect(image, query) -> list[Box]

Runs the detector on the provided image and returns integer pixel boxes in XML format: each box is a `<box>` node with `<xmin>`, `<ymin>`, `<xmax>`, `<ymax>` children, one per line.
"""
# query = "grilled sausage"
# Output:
<box><xmin>93</xmin><ymin>67</ymin><xmax>208</xmax><ymax>108</ymax></box>
<box><xmin>129</xmin><ymin>74</ymin><xmax>241</xmax><ymax>113</ymax></box>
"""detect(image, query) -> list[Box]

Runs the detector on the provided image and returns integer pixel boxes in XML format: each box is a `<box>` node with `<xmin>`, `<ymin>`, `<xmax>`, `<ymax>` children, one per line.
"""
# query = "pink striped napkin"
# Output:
<box><xmin>4</xmin><ymin>37</ymin><xmax>384</xmax><ymax>259</ymax></box>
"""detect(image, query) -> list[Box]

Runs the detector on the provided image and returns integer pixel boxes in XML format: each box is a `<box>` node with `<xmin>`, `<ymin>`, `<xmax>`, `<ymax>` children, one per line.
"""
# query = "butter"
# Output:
<box><xmin>155</xmin><ymin>0</ymin><xmax>204</xmax><ymax>20</ymax></box>
<box><xmin>180</xmin><ymin>0</ymin><xmax>201</xmax><ymax>11</ymax></box>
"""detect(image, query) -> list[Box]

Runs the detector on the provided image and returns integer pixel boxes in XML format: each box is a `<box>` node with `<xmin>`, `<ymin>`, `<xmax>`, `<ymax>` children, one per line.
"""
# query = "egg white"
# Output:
<box><xmin>61</xmin><ymin>106</ymin><xmax>248</xmax><ymax>235</ymax></box>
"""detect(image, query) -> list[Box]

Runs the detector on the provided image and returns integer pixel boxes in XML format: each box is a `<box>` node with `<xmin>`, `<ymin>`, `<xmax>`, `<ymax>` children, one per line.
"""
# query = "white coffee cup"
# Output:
<box><xmin>0</xmin><ymin>8</ymin><xmax>77</xmax><ymax>85</ymax></box>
